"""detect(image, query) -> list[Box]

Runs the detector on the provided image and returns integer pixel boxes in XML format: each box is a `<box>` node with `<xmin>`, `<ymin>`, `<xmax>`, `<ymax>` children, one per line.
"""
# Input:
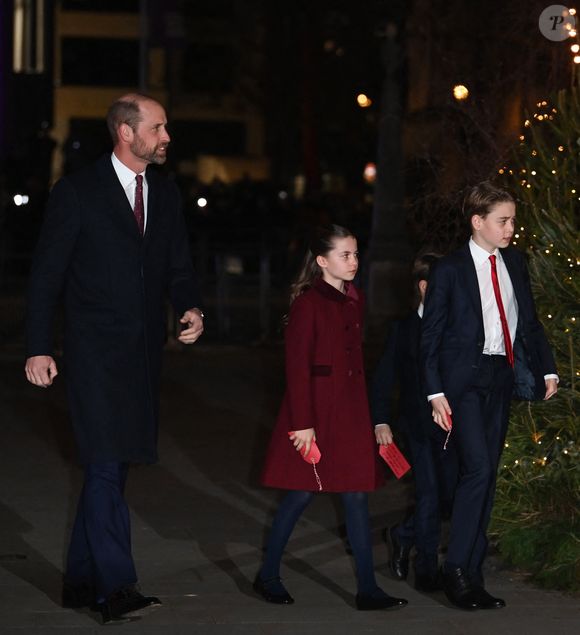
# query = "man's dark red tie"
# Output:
<box><xmin>489</xmin><ymin>254</ymin><xmax>514</xmax><ymax>367</ymax></box>
<box><xmin>134</xmin><ymin>174</ymin><xmax>144</xmax><ymax>236</ymax></box>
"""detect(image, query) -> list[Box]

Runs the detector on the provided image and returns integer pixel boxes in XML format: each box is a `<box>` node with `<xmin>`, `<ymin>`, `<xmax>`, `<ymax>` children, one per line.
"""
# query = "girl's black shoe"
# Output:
<box><xmin>253</xmin><ymin>576</ymin><xmax>294</xmax><ymax>604</ymax></box>
<box><xmin>356</xmin><ymin>592</ymin><xmax>408</xmax><ymax>610</ymax></box>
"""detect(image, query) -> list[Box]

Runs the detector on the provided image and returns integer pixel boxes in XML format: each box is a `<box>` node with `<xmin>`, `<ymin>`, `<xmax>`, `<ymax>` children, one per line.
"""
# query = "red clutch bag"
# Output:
<box><xmin>379</xmin><ymin>442</ymin><xmax>411</xmax><ymax>479</ymax></box>
<box><xmin>288</xmin><ymin>432</ymin><xmax>322</xmax><ymax>490</ymax></box>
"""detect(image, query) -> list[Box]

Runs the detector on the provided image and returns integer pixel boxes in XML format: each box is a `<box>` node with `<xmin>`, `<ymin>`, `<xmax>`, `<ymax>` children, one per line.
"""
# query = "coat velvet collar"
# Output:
<box><xmin>313</xmin><ymin>277</ymin><xmax>359</xmax><ymax>303</ymax></box>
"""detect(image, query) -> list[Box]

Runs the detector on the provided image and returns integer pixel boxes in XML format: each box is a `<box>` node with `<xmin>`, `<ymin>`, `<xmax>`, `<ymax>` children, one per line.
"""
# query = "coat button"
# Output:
<box><xmin>348</xmin><ymin>370</ymin><xmax>353</xmax><ymax>377</ymax></box>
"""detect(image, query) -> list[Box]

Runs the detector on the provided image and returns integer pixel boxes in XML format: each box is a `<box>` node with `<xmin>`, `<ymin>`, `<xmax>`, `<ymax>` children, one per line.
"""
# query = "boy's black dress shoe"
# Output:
<box><xmin>472</xmin><ymin>586</ymin><xmax>506</xmax><ymax>609</ymax></box>
<box><xmin>253</xmin><ymin>576</ymin><xmax>294</xmax><ymax>604</ymax></box>
<box><xmin>442</xmin><ymin>567</ymin><xmax>480</xmax><ymax>610</ymax></box>
<box><xmin>62</xmin><ymin>581</ymin><xmax>96</xmax><ymax>609</ymax></box>
<box><xmin>99</xmin><ymin>585</ymin><xmax>161</xmax><ymax>623</ymax></box>
<box><xmin>384</xmin><ymin>526</ymin><xmax>411</xmax><ymax>580</ymax></box>
<box><xmin>356</xmin><ymin>592</ymin><xmax>408</xmax><ymax>610</ymax></box>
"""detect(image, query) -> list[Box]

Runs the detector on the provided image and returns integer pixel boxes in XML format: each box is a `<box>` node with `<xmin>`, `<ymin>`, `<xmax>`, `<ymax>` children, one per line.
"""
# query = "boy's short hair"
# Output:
<box><xmin>462</xmin><ymin>181</ymin><xmax>515</xmax><ymax>223</ymax></box>
<box><xmin>412</xmin><ymin>252</ymin><xmax>441</xmax><ymax>284</ymax></box>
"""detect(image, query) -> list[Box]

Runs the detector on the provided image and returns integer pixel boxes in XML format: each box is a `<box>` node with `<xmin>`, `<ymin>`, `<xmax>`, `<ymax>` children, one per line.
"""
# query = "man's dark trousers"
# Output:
<box><xmin>65</xmin><ymin>462</ymin><xmax>137</xmax><ymax>600</ymax></box>
<box><xmin>444</xmin><ymin>355</ymin><xmax>514</xmax><ymax>584</ymax></box>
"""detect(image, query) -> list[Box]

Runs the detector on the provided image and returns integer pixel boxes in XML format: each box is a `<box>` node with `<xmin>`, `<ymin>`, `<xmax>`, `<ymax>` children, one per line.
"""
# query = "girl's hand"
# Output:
<box><xmin>375</xmin><ymin>424</ymin><xmax>393</xmax><ymax>446</ymax></box>
<box><xmin>289</xmin><ymin>428</ymin><xmax>316</xmax><ymax>457</ymax></box>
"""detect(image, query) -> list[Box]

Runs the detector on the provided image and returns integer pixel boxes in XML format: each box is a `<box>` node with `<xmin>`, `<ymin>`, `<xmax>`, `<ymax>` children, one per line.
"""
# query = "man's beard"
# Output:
<box><xmin>130</xmin><ymin>134</ymin><xmax>168</xmax><ymax>165</ymax></box>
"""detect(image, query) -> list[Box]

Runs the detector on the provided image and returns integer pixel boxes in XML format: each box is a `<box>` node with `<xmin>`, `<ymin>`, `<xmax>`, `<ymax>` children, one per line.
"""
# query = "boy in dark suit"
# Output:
<box><xmin>420</xmin><ymin>182</ymin><xmax>558</xmax><ymax>610</ymax></box>
<box><xmin>372</xmin><ymin>254</ymin><xmax>458</xmax><ymax>592</ymax></box>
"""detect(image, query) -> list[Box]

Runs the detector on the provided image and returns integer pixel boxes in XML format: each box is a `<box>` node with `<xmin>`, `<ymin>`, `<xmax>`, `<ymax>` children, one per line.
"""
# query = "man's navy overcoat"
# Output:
<box><xmin>26</xmin><ymin>155</ymin><xmax>201</xmax><ymax>464</ymax></box>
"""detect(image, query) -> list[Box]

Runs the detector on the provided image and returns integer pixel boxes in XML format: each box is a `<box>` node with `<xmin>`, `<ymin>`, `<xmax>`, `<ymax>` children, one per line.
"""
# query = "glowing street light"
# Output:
<box><xmin>363</xmin><ymin>162</ymin><xmax>377</xmax><ymax>184</ymax></box>
<box><xmin>356</xmin><ymin>94</ymin><xmax>372</xmax><ymax>108</ymax></box>
<box><xmin>196</xmin><ymin>197</ymin><xmax>208</xmax><ymax>208</ymax></box>
<box><xmin>13</xmin><ymin>194</ymin><xmax>29</xmax><ymax>206</ymax></box>
<box><xmin>453</xmin><ymin>84</ymin><xmax>469</xmax><ymax>101</ymax></box>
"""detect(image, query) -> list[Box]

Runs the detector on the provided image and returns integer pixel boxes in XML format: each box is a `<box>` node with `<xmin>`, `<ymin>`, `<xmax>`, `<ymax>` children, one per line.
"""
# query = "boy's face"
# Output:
<box><xmin>471</xmin><ymin>201</ymin><xmax>516</xmax><ymax>253</ymax></box>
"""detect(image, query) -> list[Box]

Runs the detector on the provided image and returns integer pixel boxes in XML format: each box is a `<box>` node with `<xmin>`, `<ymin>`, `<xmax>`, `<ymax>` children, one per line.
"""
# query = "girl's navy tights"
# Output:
<box><xmin>259</xmin><ymin>490</ymin><xmax>378</xmax><ymax>595</ymax></box>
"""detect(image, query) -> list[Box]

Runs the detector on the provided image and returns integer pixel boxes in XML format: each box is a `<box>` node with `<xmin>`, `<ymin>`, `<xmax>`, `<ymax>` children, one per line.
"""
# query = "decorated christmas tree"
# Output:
<box><xmin>490</xmin><ymin>88</ymin><xmax>579</xmax><ymax>591</ymax></box>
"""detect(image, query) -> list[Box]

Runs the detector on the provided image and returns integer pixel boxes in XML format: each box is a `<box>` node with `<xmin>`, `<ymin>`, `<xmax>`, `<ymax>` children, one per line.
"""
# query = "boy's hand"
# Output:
<box><xmin>375</xmin><ymin>424</ymin><xmax>394</xmax><ymax>445</ymax></box>
<box><xmin>544</xmin><ymin>378</ymin><xmax>558</xmax><ymax>400</ymax></box>
<box><xmin>431</xmin><ymin>396</ymin><xmax>452</xmax><ymax>431</ymax></box>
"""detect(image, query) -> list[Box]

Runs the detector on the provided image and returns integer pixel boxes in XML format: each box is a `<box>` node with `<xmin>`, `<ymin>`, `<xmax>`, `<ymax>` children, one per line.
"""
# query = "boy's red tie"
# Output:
<box><xmin>489</xmin><ymin>254</ymin><xmax>514</xmax><ymax>367</ymax></box>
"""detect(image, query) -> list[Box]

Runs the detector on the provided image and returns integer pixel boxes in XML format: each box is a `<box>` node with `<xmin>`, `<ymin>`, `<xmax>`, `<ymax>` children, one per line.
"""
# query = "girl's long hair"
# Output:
<box><xmin>289</xmin><ymin>224</ymin><xmax>354</xmax><ymax>305</ymax></box>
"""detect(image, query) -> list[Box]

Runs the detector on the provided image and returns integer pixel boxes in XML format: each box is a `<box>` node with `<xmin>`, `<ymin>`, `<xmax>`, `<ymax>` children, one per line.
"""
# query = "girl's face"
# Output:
<box><xmin>316</xmin><ymin>236</ymin><xmax>358</xmax><ymax>290</ymax></box>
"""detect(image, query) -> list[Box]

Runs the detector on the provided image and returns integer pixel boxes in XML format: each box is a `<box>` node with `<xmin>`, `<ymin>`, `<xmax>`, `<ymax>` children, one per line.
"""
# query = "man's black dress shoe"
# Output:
<box><xmin>253</xmin><ymin>576</ymin><xmax>294</xmax><ymax>604</ymax></box>
<box><xmin>62</xmin><ymin>581</ymin><xmax>96</xmax><ymax>609</ymax></box>
<box><xmin>384</xmin><ymin>526</ymin><xmax>411</xmax><ymax>580</ymax></box>
<box><xmin>442</xmin><ymin>567</ymin><xmax>480</xmax><ymax>610</ymax></box>
<box><xmin>414</xmin><ymin>571</ymin><xmax>443</xmax><ymax>592</ymax></box>
<box><xmin>472</xmin><ymin>586</ymin><xmax>506</xmax><ymax>609</ymax></box>
<box><xmin>99</xmin><ymin>585</ymin><xmax>161</xmax><ymax>623</ymax></box>
<box><xmin>356</xmin><ymin>592</ymin><xmax>408</xmax><ymax>611</ymax></box>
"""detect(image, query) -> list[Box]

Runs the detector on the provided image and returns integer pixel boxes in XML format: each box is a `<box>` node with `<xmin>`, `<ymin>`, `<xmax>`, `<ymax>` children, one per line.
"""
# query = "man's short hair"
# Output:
<box><xmin>462</xmin><ymin>181</ymin><xmax>515</xmax><ymax>223</ymax></box>
<box><xmin>106</xmin><ymin>95</ymin><xmax>146</xmax><ymax>144</ymax></box>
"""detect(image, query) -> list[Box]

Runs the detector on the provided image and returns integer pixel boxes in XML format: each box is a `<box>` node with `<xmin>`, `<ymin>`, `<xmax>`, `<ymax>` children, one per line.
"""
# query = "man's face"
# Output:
<box><xmin>130</xmin><ymin>100</ymin><xmax>170</xmax><ymax>165</ymax></box>
<box><xmin>472</xmin><ymin>201</ymin><xmax>516</xmax><ymax>253</ymax></box>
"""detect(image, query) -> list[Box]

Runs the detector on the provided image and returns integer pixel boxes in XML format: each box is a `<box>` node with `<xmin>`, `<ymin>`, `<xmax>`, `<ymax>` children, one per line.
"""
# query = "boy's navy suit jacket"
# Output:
<box><xmin>420</xmin><ymin>243</ymin><xmax>556</xmax><ymax>403</ymax></box>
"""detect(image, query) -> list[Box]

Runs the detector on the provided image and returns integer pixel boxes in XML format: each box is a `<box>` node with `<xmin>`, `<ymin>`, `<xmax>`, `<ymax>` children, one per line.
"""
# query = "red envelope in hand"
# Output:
<box><xmin>288</xmin><ymin>432</ymin><xmax>321</xmax><ymax>464</ymax></box>
<box><xmin>379</xmin><ymin>442</ymin><xmax>411</xmax><ymax>479</ymax></box>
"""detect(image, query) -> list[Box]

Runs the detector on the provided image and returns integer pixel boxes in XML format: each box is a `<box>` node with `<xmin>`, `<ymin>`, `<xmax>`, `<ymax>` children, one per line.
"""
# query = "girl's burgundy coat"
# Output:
<box><xmin>261</xmin><ymin>277</ymin><xmax>384</xmax><ymax>492</ymax></box>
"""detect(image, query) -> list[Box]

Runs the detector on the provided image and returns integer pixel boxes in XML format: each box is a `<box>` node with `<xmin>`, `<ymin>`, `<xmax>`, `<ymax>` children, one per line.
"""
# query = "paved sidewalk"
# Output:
<box><xmin>0</xmin><ymin>345</ymin><xmax>578</xmax><ymax>634</ymax></box>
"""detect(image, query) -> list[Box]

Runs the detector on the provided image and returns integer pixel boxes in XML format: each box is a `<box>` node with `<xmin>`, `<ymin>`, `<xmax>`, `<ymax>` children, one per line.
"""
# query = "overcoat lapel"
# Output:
<box><xmin>96</xmin><ymin>155</ymin><xmax>143</xmax><ymax>242</ymax></box>
<box><xmin>143</xmin><ymin>166</ymin><xmax>160</xmax><ymax>245</ymax></box>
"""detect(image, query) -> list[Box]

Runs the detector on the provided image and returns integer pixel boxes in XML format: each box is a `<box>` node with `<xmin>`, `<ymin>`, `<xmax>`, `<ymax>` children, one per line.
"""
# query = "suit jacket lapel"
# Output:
<box><xmin>96</xmin><ymin>155</ymin><xmax>142</xmax><ymax>241</ymax></box>
<box><xmin>500</xmin><ymin>247</ymin><xmax>525</xmax><ymax>326</ymax></box>
<box><xmin>458</xmin><ymin>242</ymin><xmax>484</xmax><ymax>325</ymax></box>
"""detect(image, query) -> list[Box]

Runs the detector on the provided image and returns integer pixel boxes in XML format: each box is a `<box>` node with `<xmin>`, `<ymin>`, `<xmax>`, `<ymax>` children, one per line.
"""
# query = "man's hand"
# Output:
<box><xmin>25</xmin><ymin>355</ymin><xmax>58</xmax><ymax>388</ymax></box>
<box><xmin>178</xmin><ymin>308</ymin><xmax>204</xmax><ymax>344</ymax></box>
<box><xmin>431</xmin><ymin>395</ymin><xmax>452</xmax><ymax>431</ymax></box>
<box><xmin>375</xmin><ymin>424</ymin><xmax>394</xmax><ymax>446</ymax></box>
<box><xmin>289</xmin><ymin>428</ymin><xmax>316</xmax><ymax>457</ymax></box>
<box><xmin>544</xmin><ymin>378</ymin><xmax>558</xmax><ymax>400</ymax></box>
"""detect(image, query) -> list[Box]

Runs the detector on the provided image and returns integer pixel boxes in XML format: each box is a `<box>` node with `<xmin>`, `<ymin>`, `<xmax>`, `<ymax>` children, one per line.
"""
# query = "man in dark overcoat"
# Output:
<box><xmin>24</xmin><ymin>94</ymin><xmax>203</xmax><ymax>623</ymax></box>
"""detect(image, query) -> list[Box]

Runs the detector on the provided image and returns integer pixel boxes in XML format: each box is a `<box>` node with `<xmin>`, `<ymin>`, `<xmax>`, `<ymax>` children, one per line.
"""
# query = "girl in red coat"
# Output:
<box><xmin>254</xmin><ymin>225</ymin><xmax>408</xmax><ymax>611</ymax></box>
